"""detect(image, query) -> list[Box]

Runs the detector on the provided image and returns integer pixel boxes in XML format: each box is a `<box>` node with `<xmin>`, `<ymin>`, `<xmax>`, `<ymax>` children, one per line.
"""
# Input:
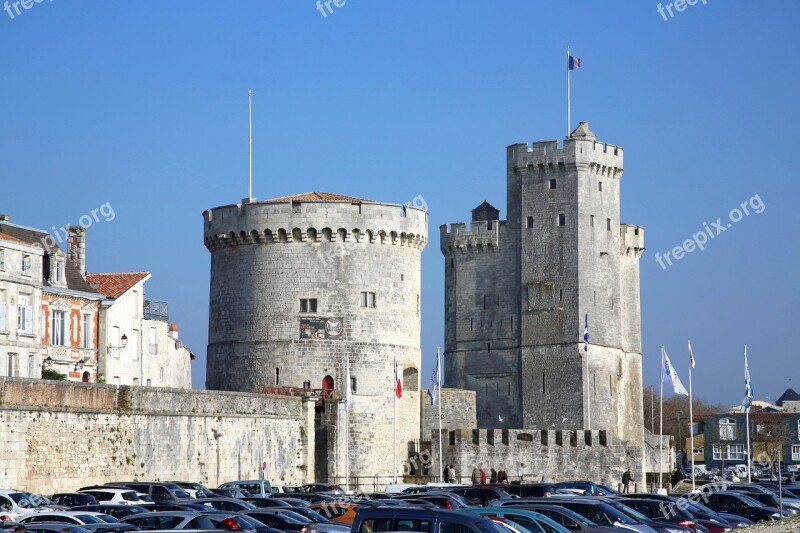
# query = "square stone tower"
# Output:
<box><xmin>441</xmin><ymin>123</ymin><xmax>645</xmax><ymax>445</ymax></box>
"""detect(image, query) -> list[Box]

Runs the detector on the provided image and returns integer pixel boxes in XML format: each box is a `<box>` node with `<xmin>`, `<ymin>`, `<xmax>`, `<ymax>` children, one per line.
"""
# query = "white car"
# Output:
<box><xmin>77</xmin><ymin>488</ymin><xmax>148</xmax><ymax>506</ymax></box>
<box><xmin>20</xmin><ymin>510</ymin><xmax>114</xmax><ymax>525</ymax></box>
<box><xmin>0</xmin><ymin>489</ymin><xmax>53</xmax><ymax>521</ymax></box>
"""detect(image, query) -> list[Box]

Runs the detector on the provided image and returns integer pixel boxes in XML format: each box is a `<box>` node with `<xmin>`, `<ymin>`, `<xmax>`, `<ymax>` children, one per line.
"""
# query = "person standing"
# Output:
<box><xmin>498</xmin><ymin>468</ymin><xmax>508</xmax><ymax>484</ymax></box>
<box><xmin>490</xmin><ymin>468</ymin><xmax>498</xmax><ymax>483</ymax></box>
<box><xmin>471</xmin><ymin>467</ymin><xmax>481</xmax><ymax>485</ymax></box>
<box><xmin>443</xmin><ymin>464</ymin><xmax>449</xmax><ymax>483</ymax></box>
<box><xmin>622</xmin><ymin>467</ymin><xmax>633</xmax><ymax>494</ymax></box>
<box><xmin>448</xmin><ymin>464</ymin><xmax>456</xmax><ymax>483</ymax></box>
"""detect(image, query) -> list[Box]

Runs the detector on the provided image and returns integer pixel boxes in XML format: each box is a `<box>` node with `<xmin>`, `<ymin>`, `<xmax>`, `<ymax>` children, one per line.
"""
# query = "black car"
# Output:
<box><xmin>50</xmin><ymin>494</ymin><xmax>99</xmax><ymax>508</ymax></box>
<box><xmin>501</xmin><ymin>484</ymin><xmax>559</xmax><ymax>499</ymax></box>
<box><xmin>70</xmin><ymin>505</ymin><xmax>151</xmax><ymax>520</ymax></box>
<box><xmin>701</xmin><ymin>492</ymin><xmax>782</xmax><ymax>522</ymax></box>
<box><xmin>448</xmin><ymin>487</ymin><xmax>513</xmax><ymax>507</ymax></box>
<box><xmin>242</xmin><ymin>510</ymin><xmax>312</xmax><ymax>532</ymax></box>
<box><xmin>615</xmin><ymin>497</ymin><xmax>704</xmax><ymax>531</ymax></box>
<box><xmin>191</xmin><ymin>497</ymin><xmax>257</xmax><ymax>512</ymax></box>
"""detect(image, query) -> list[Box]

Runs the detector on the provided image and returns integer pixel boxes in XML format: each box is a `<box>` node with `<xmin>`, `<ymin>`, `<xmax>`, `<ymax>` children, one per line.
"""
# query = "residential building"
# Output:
<box><xmin>87</xmin><ymin>271</ymin><xmax>193</xmax><ymax>387</ymax></box>
<box><xmin>0</xmin><ymin>227</ymin><xmax>45</xmax><ymax>378</ymax></box>
<box><xmin>698</xmin><ymin>412</ymin><xmax>800</xmax><ymax>467</ymax></box>
<box><xmin>777</xmin><ymin>388</ymin><xmax>800</xmax><ymax>414</ymax></box>
<box><xmin>0</xmin><ymin>217</ymin><xmax>102</xmax><ymax>382</ymax></box>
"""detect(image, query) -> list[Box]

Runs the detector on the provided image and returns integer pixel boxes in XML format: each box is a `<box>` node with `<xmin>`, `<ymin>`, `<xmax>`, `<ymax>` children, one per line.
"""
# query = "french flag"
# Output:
<box><xmin>395</xmin><ymin>361</ymin><xmax>403</xmax><ymax>399</ymax></box>
<box><xmin>569</xmin><ymin>55</ymin><xmax>581</xmax><ymax>70</ymax></box>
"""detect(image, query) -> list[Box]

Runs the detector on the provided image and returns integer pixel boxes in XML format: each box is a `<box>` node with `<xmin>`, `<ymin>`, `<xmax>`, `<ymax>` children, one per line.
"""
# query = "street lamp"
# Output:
<box><xmin>108</xmin><ymin>333</ymin><xmax>128</xmax><ymax>352</ymax></box>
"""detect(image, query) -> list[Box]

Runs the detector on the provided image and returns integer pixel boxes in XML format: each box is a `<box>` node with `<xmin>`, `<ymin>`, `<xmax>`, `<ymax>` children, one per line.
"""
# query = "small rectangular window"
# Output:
<box><xmin>82</xmin><ymin>314</ymin><xmax>92</xmax><ymax>349</ymax></box>
<box><xmin>0</xmin><ymin>249</ymin><xmax>5</xmax><ymax>270</ymax></box>
<box><xmin>22</xmin><ymin>254</ymin><xmax>31</xmax><ymax>273</ymax></box>
<box><xmin>598</xmin><ymin>181</ymin><xmax>603</xmax><ymax>192</ymax></box>
<box><xmin>486</xmin><ymin>343</ymin><xmax>491</xmax><ymax>353</ymax></box>
<box><xmin>360</xmin><ymin>292</ymin><xmax>376</xmax><ymax>308</ymax></box>
<box><xmin>607</xmin><ymin>218</ymin><xmax>612</xmax><ymax>231</ymax></box>
<box><xmin>590</xmin><ymin>215</ymin><xmax>594</xmax><ymax>227</ymax></box>
<box><xmin>549</xmin><ymin>179</ymin><xmax>557</xmax><ymax>189</ymax></box>
<box><xmin>526</xmin><ymin>216</ymin><xmax>534</xmax><ymax>228</ymax></box>
<box><xmin>302</xmin><ymin>380</ymin><xmax>311</xmax><ymax>389</ymax></box>
<box><xmin>300</xmin><ymin>298</ymin><xmax>318</xmax><ymax>313</ymax></box>
<box><xmin>450</xmin><ymin>258</ymin><xmax>454</xmax><ymax>268</ymax></box>
<box><xmin>558</xmin><ymin>214</ymin><xmax>566</xmax><ymax>226</ymax></box>
<box><xmin>275</xmin><ymin>367</ymin><xmax>280</xmax><ymax>386</ymax></box>
<box><xmin>351</xmin><ymin>376</ymin><xmax>357</xmax><ymax>392</ymax></box>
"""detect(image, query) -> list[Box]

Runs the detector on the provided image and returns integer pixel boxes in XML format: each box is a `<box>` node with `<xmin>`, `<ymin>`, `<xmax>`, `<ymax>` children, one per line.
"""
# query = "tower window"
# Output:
<box><xmin>549</xmin><ymin>179</ymin><xmax>557</xmax><ymax>190</ymax></box>
<box><xmin>598</xmin><ymin>181</ymin><xmax>603</xmax><ymax>192</ymax></box>
<box><xmin>450</xmin><ymin>258</ymin><xmax>454</xmax><ymax>268</ymax></box>
<box><xmin>303</xmin><ymin>380</ymin><xmax>311</xmax><ymax>389</ymax></box>
<box><xmin>275</xmin><ymin>368</ymin><xmax>280</xmax><ymax>386</ymax></box>
<box><xmin>360</xmin><ymin>291</ymin><xmax>377</xmax><ymax>308</ymax></box>
<box><xmin>470</xmin><ymin>318</ymin><xmax>473</xmax><ymax>331</ymax></box>
<box><xmin>558</xmin><ymin>214</ymin><xmax>566</xmax><ymax>226</ymax></box>
<box><xmin>590</xmin><ymin>215</ymin><xmax>594</xmax><ymax>227</ymax></box>
<box><xmin>526</xmin><ymin>216</ymin><xmax>534</xmax><ymax>228</ymax></box>
<box><xmin>300</xmin><ymin>298</ymin><xmax>318</xmax><ymax>313</ymax></box>
<box><xmin>486</xmin><ymin>343</ymin><xmax>491</xmax><ymax>353</ymax></box>
<box><xmin>607</xmin><ymin>218</ymin><xmax>612</xmax><ymax>231</ymax></box>
<box><xmin>351</xmin><ymin>376</ymin><xmax>357</xmax><ymax>392</ymax></box>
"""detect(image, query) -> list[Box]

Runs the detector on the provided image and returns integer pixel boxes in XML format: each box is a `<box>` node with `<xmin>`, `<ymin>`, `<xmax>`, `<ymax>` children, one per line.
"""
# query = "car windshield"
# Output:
<box><xmin>604</xmin><ymin>501</ymin><xmax>650</xmax><ymax>522</ymax></box>
<box><xmin>168</xmin><ymin>488</ymin><xmax>191</xmax><ymax>498</ymax></box>
<box><xmin>279</xmin><ymin>510</ymin><xmax>312</xmax><ymax>522</ymax></box>
<box><xmin>121</xmin><ymin>492</ymin><xmax>140</xmax><ymax>502</ymax></box>
<box><xmin>9</xmin><ymin>493</ymin><xmax>37</xmax><ymax>508</ymax></box>
<box><xmin>292</xmin><ymin>509</ymin><xmax>328</xmax><ymax>522</ymax></box>
<box><xmin>738</xmin><ymin>494</ymin><xmax>764</xmax><ymax>507</ymax></box>
<box><xmin>75</xmin><ymin>514</ymin><xmax>105</xmax><ymax>524</ymax></box>
<box><xmin>97</xmin><ymin>514</ymin><xmax>119</xmax><ymax>522</ymax></box>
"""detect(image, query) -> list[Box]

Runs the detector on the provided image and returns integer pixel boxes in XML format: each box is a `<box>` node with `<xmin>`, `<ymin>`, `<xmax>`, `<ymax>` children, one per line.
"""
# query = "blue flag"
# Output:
<box><xmin>583</xmin><ymin>313</ymin><xmax>589</xmax><ymax>352</ymax></box>
<box><xmin>427</xmin><ymin>351</ymin><xmax>441</xmax><ymax>406</ymax></box>
<box><xmin>741</xmin><ymin>346</ymin><xmax>753</xmax><ymax>413</ymax></box>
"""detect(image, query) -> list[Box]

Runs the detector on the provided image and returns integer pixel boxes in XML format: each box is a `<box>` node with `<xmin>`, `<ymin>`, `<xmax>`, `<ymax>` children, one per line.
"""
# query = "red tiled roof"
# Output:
<box><xmin>0</xmin><ymin>232</ymin><xmax>32</xmax><ymax>245</ymax></box>
<box><xmin>86</xmin><ymin>271</ymin><xmax>150</xmax><ymax>299</ymax></box>
<box><xmin>266</xmin><ymin>192</ymin><xmax>373</xmax><ymax>203</ymax></box>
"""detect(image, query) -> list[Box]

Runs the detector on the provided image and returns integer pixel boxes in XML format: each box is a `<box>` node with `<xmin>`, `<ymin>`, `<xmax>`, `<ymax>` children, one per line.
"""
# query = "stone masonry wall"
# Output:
<box><xmin>420</xmin><ymin>388</ymin><xmax>477</xmax><ymax>440</ymax></box>
<box><xmin>433</xmin><ymin>427</ymin><xmax>643</xmax><ymax>486</ymax></box>
<box><xmin>0</xmin><ymin>378</ymin><xmax>314</xmax><ymax>494</ymax></box>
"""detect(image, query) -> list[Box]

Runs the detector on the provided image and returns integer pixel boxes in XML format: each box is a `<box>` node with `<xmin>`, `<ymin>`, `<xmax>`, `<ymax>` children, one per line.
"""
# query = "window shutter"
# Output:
<box><xmin>24</xmin><ymin>306</ymin><xmax>33</xmax><ymax>334</ymax></box>
<box><xmin>0</xmin><ymin>301</ymin><xmax>6</xmax><ymax>331</ymax></box>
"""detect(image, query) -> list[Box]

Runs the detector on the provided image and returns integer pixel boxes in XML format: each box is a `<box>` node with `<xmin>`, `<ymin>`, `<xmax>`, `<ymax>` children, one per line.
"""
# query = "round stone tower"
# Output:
<box><xmin>203</xmin><ymin>192</ymin><xmax>427</xmax><ymax>480</ymax></box>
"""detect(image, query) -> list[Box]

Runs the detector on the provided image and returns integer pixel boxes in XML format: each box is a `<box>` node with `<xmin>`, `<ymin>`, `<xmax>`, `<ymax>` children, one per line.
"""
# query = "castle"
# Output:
<box><xmin>203</xmin><ymin>192</ymin><xmax>427</xmax><ymax>481</ymax></box>
<box><xmin>441</xmin><ymin>122</ymin><xmax>645</xmax><ymax>445</ymax></box>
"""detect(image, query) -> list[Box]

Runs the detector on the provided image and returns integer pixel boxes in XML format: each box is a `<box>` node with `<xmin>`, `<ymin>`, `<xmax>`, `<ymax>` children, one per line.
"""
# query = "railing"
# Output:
<box><xmin>261</xmin><ymin>387</ymin><xmax>336</xmax><ymax>406</ymax></box>
<box><xmin>144</xmin><ymin>299</ymin><xmax>169</xmax><ymax>322</ymax></box>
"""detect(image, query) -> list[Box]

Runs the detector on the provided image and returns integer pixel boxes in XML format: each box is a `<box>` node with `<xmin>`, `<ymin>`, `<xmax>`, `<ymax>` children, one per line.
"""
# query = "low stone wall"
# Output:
<box><xmin>0</xmin><ymin>378</ymin><xmax>314</xmax><ymax>494</ymax></box>
<box><xmin>433</xmin><ymin>428</ymin><xmax>643</xmax><ymax>485</ymax></box>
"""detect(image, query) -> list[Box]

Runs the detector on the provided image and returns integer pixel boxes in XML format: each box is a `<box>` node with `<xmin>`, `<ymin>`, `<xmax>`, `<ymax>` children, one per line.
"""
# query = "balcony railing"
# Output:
<box><xmin>144</xmin><ymin>299</ymin><xmax>169</xmax><ymax>322</ymax></box>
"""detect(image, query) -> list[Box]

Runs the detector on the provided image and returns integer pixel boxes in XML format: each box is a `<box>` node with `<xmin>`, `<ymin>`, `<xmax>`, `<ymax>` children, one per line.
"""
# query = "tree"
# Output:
<box><xmin>41</xmin><ymin>368</ymin><xmax>67</xmax><ymax>380</ymax></box>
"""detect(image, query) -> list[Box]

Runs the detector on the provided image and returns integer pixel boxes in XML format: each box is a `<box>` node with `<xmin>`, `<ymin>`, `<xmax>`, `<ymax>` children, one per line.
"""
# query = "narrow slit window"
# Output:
<box><xmin>558</xmin><ymin>214</ymin><xmax>566</xmax><ymax>226</ymax></box>
<box><xmin>526</xmin><ymin>216</ymin><xmax>534</xmax><ymax>228</ymax></box>
<box><xmin>549</xmin><ymin>179</ymin><xmax>557</xmax><ymax>190</ymax></box>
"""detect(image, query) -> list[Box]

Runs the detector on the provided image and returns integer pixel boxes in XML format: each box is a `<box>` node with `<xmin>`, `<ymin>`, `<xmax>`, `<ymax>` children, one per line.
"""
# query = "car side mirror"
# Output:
<box><xmin>566</xmin><ymin>522</ymin><xmax>581</xmax><ymax>531</ymax></box>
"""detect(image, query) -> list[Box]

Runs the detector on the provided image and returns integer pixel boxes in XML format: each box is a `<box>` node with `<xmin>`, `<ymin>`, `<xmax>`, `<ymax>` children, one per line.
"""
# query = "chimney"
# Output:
<box><xmin>67</xmin><ymin>226</ymin><xmax>86</xmax><ymax>277</ymax></box>
<box><xmin>0</xmin><ymin>214</ymin><xmax>9</xmax><ymax>223</ymax></box>
<box><xmin>169</xmin><ymin>323</ymin><xmax>179</xmax><ymax>341</ymax></box>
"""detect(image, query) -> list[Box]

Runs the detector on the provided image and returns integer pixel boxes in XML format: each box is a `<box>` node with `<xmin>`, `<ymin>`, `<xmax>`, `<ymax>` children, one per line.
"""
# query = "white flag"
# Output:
<box><xmin>344</xmin><ymin>356</ymin><xmax>353</xmax><ymax>410</ymax></box>
<box><xmin>688</xmin><ymin>340</ymin><xmax>696</xmax><ymax>369</ymax></box>
<box><xmin>662</xmin><ymin>347</ymin><xmax>689</xmax><ymax>396</ymax></box>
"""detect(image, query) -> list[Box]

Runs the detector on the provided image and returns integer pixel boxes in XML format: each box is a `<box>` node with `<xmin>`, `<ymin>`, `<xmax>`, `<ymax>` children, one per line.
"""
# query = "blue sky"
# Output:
<box><xmin>1</xmin><ymin>1</ymin><xmax>797</xmax><ymax>407</ymax></box>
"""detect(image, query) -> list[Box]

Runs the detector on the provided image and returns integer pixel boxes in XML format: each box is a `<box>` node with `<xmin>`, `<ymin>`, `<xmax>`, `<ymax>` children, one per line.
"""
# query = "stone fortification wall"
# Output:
<box><xmin>420</xmin><ymin>388</ymin><xmax>477</xmax><ymax>440</ymax></box>
<box><xmin>0</xmin><ymin>378</ymin><xmax>313</xmax><ymax>494</ymax></box>
<box><xmin>433</xmin><ymin>427</ymin><xmax>643</xmax><ymax>486</ymax></box>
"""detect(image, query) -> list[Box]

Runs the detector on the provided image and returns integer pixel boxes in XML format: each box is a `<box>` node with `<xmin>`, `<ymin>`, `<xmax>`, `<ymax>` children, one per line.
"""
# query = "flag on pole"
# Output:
<box><xmin>395</xmin><ymin>360</ymin><xmax>403</xmax><ymax>399</ymax></box>
<box><xmin>688</xmin><ymin>340</ymin><xmax>696</xmax><ymax>368</ymax></box>
<box><xmin>344</xmin><ymin>357</ymin><xmax>353</xmax><ymax>410</ymax></box>
<box><xmin>661</xmin><ymin>347</ymin><xmax>689</xmax><ymax>396</ymax></box>
<box><xmin>741</xmin><ymin>346</ymin><xmax>753</xmax><ymax>413</ymax></box>
<box><xmin>583</xmin><ymin>313</ymin><xmax>589</xmax><ymax>353</ymax></box>
<box><xmin>427</xmin><ymin>352</ymin><xmax>440</xmax><ymax>406</ymax></box>
<box><xmin>569</xmin><ymin>55</ymin><xmax>581</xmax><ymax>70</ymax></box>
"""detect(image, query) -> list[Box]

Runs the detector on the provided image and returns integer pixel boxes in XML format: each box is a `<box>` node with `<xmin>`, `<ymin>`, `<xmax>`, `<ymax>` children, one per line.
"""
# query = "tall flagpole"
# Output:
<box><xmin>393</xmin><ymin>353</ymin><xmax>397</xmax><ymax>483</ymax></box>
<box><xmin>659</xmin><ymin>346</ymin><xmax>665</xmax><ymax>490</ymax></box>
<box><xmin>688</xmin><ymin>341</ymin><xmax>696</xmax><ymax>491</ymax></box>
<box><xmin>584</xmin><ymin>313</ymin><xmax>591</xmax><ymax>430</ymax></box>
<box><xmin>248</xmin><ymin>89</ymin><xmax>253</xmax><ymax>202</ymax></box>
<box><xmin>567</xmin><ymin>47</ymin><xmax>571</xmax><ymax>137</ymax></box>
<box><xmin>437</xmin><ymin>346</ymin><xmax>443</xmax><ymax>482</ymax></box>
<box><xmin>345</xmin><ymin>354</ymin><xmax>350</xmax><ymax>493</ymax></box>
<box><xmin>745</xmin><ymin>345</ymin><xmax>752</xmax><ymax>484</ymax></box>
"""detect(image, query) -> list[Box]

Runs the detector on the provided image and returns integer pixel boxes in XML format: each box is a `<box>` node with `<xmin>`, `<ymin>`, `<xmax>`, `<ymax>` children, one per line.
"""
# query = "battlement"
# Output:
<box><xmin>439</xmin><ymin>221</ymin><xmax>503</xmax><ymax>254</ymax></box>
<box><xmin>620</xmin><ymin>223</ymin><xmax>645</xmax><ymax>257</ymax></box>
<box><xmin>441</xmin><ymin>427</ymin><xmax>610</xmax><ymax>448</ymax></box>
<box><xmin>506</xmin><ymin>124</ymin><xmax>623</xmax><ymax>178</ymax></box>
<box><xmin>203</xmin><ymin>199</ymin><xmax>427</xmax><ymax>252</ymax></box>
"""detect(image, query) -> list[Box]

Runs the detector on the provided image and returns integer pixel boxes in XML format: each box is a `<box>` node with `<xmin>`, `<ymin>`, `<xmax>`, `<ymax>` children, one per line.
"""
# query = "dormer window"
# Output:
<box><xmin>55</xmin><ymin>259</ymin><xmax>65</xmax><ymax>284</ymax></box>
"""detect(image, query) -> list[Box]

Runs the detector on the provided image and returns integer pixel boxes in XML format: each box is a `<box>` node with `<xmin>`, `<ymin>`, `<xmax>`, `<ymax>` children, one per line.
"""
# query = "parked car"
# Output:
<box><xmin>211</xmin><ymin>489</ymin><xmax>253</xmax><ymax>499</ymax></box>
<box><xmin>614</xmin><ymin>497</ymin><xmax>706</xmax><ymax>531</ymax></box>
<box><xmin>448</xmin><ymin>487</ymin><xmax>514</xmax><ymax>507</ymax></box>
<box><xmin>465</xmin><ymin>507</ymin><xmax>574</xmax><ymax>533</ymax></box>
<box><xmin>50</xmin><ymin>494</ymin><xmax>99</xmax><ymax>508</ymax></box>
<box><xmin>350</xmin><ymin>506</ymin><xmax>507</xmax><ymax>533</ymax></box>
<box><xmin>218</xmin><ymin>481</ymin><xmax>272</xmax><ymax>499</ymax></box>
<box><xmin>190</xmin><ymin>498</ymin><xmax>257</xmax><ymax>513</ymax></box>
<box><xmin>120</xmin><ymin>510</ymin><xmax>217</xmax><ymax>530</ymax></box>
<box><xmin>270</xmin><ymin>493</ymin><xmax>333</xmax><ymax>504</ymax></box>
<box><xmin>700</xmin><ymin>492</ymin><xmax>782</xmax><ymax>522</ymax></box>
<box><xmin>19</xmin><ymin>512</ymin><xmax>138</xmax><ymax>533</ymax></box>
<box><xmin>0</xmin><ymin>490</ymin><xmax>53</xmax><ymax>521</ymax></box>
<box><xmin>168</xmin><ymin>482</ymin><xmax>216</xmax><ymax>499</ymax></box>
<box><xmin>77</xmin><ymin>489</ymin><xmax>147</xmax><ymax>506</ymax></box>
<box><xmin>241</xmin><ymin>510</ymin><xmax>313</xmax><ymax>532</ymax></box>
<box><xmin>8</xmin><ymin>524</ymin><xmax>92</xmax><ymax>533</ymax></box>
<box><xmin>300</xmin><ymin>484</ymin><xmax>344</xmax><ymax>496</ymax></box>
<box><xmin>242</xmin><ymin>498</ymin><xmax>294</xmax><ymax>508</ymax></box>
<box><xmin>525</xmin><ymin>498</ymin><xmax>659</xmax><ymax>533</ymax></box>
<box><xmin>307</xmin><ymin>502</ymin><xmax>360</xmax><ymax>525</ymax></box>
<box><xmin>280</xmin><ymin>507</ymin><xmax>351</xmax><ymax>533</ymax></box>
<box><xmin>521</xmin><ymin>504</ymin><xmax>626</xmax><ymax>533</ymax></box>
<box><xmin>70</xmin><ymin>505</ymin><xmax>150</xmax><ymax>521</ymax></box>
<box><xmin>104</xmin><ymin>483</ymin><xmax>191</xmax><ymax>505</ymax></box>
<box><xmin>502</xmin><ymin>484</ymin><xmax>560</xmax><ymax>499</ymax></box>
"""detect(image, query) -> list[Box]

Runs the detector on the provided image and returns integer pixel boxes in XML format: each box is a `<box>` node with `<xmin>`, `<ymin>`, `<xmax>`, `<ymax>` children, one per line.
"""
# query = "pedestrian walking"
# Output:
<box><xmin>447</xmin><ymin>464</ymin><xmax>456</xmax><ymax>483</ymax></box>
<box><xmin>471</xmin><ymin>467</ymin><xmax>481</xmax><ymax>485</ymax></box>
<box><xmin>490</xmin><ymin>467</ymin><xmax>498</xmax><ymax>483</ymax></box>
<box><xmin>622</xmin><ymin>467</ymin><xmax>633</xmax><ymax>493</ymax></box>
<box><xmin>480</xmin><ymin>468</ymin><xmax>487</xmax><ymax>484</ymax></box>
